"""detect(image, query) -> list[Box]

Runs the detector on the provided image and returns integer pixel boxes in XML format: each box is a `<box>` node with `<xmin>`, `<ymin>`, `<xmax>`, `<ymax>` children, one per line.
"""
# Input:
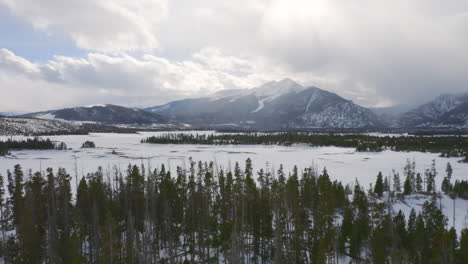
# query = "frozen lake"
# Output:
<box><xmin>1</xmin><ymin>131</ymin><xmax>467</xmax><ymax>190</ymax></box>
<box><xmin>1</xmin><ymin>131</ymin><xmax>468</xmax><ymax>233</ymax></box>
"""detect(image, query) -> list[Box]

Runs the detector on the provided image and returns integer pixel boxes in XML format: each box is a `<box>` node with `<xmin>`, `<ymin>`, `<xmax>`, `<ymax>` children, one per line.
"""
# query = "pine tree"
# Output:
<box><xmin>0</xmin><ymin>159</ymin><xmax>464</xmax><ymax>263</ymax></box>
<box><xmin>0</xmin><ymin>172</ymin><xmax>6</xmax><ymax>247</ymax></box>
<box><xmin>393</xmin><ymin>210</ymin><xmax>407</xmax><ymax>254</ymax></box>
<box><xmin>446</xmin><ymin>162</ymin><xmax>453</xmax><ymax>181</ymax></box>
<box><xmin>8</xmin><ymin>165</ymin><xmax>25</xmax><ymax>227</ymax></box>
<box><xmin>374</xmin><ymin>172</ymin><xmax>384</xmax><ymax>197</ymax></box>
<box><xmin>458</xmin><ymin>228</ymin><xmax>468</xmax><ymax>264</ymax></box>
<box><xmin>442</xmin><ymin>162</ymin><xmax>453</xmax><ymax>194</ymax></box>
<box><xmin>415</xmin><ymin>173</ymin><xmax>423</xmax><ymax>193</ymax></box>
<box><xmin>383</xmin><ymin>176</ymin><xmax>390</xmax><ymax>192</ymax></box>
<box><xmin>403</xmin><ymin>174</ymin><xmax>412</xmax><ymax>195</ymax></box>
<box><xmin>393</xmin><ymin>171</ymin><xmax>401</xmax><ymax>193</ymax></box>
<box><xmin>426</xmin><ymin>168</ymin><xmax>436</xmax><ymax>193</ymax></box>
<box><xmin>427</xmin><ymin>160</ymin><xmax>438</xmax><ymax>193</ymax></box>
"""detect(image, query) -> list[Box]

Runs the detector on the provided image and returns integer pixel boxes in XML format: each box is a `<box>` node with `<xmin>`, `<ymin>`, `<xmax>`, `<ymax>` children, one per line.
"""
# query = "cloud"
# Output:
<box><xmin>0</xmin><ymin>48</ymin><xmax>282</xmax><ymax>112</ymax></box>
<box><xmin>0</xmin><ymin>0</ymin><xmax>168</xmax><ymax>52</ymax></box>
<box><xmin>158</xmin><ymin>0</ymin><xmax>468</xmax><ymax>105</ymax></box>
<box><xmin>1</xmin><ymin>0</ymin><xmax>468</xmax><ymax>111</ymax></box>
<box><xmin>0</xmin><ymin>48</ymin><xmax>40</xmax><ymax>76</ymax></box>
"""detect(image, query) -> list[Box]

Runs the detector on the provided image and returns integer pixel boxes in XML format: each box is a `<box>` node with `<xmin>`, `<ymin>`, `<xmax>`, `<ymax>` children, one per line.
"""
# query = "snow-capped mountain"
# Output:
<box><xmin>24</xmin><ymin>104</ymin><xmax>167</xmax><ymax>125</ymax></box>
<box><xmin>398</xmin><ymin>93</ymin><xmax>468</xmax><ymax>127</ymax></box>
<box><xmin>146</xmin><ymin>79</ymin><xmax>384</xmax><ymax>128</ymax></box>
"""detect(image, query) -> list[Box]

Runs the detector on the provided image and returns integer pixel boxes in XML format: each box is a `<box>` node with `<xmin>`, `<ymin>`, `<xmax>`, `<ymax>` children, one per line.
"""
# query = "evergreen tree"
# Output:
<box><xmin>458</xmin><ymin>228</ymin><xmax>468</xmax><ymax>264</ymax></box>
<box><xmin>446</xmin><ymin>162</ymin><xmax>453</xmax><ymax>181</ymax></box>
<box><xmin>383</xmin><ymin>176</ymin><xmax>390</xmax><ymax>192</ymax></box>
<box><xmin>0</xmin><ymin>159</ymin><xmax>463</xmax><ymax>263</ymax></box>
<box><xmin>0</xmin><ymin>172</ymin><xmax>6</xmax><ymax>248</ymax></box>
<box><xmin>8</xmin><ymin>165</ymin><xmax>25</xmax><ymax>227</ymax></box>
<box><xmin>374</xmin><ymin>172</ymin><xmax>384</xmax><ymax>198</ymax></box>
<box><xmin>403</xmin><ymin>174</ymin><xmax>412</xmax><ymax>195</ymax></box>
<box><xmin>393</xmin><ymin>171</ymin><xmax>401</xmax><ymax>193</ymax></box>
<box><xmin>415</xmin><ymin>173</ymin><xmax>423</xmax><ymax>193</ymax></box>
<box><xmin>442</xmin><ymin>162</ymin><xmax>453</xmax><ymax>194</ymax></box>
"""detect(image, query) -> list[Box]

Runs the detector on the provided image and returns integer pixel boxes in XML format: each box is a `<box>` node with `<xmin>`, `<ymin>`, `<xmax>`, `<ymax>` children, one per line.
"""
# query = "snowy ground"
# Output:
<box><xmin>393</xmin><ymin>194</ymin><xmax>468</xmax><ymax>235</ymax></box>
<box><xmin>1</xmin><ymin>131</ymin><xmax>467</xmax><ymax>233</ymax></box>
<box><xmin>1</xmin><ymin>131</ymin><xmax>466</xmax><ymax>187</ymax></box>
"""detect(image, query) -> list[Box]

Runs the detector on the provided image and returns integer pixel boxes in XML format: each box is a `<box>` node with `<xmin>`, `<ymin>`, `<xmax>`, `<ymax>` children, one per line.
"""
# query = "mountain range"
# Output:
<box><xmin>146</xmin><ymin>79</ymin><xmax>383</xmax><ymax>128</ymax></box>
<box><xmin>398</xmin><ymin>93</ymin><xmax>468</xmax><ymax>128</ymax></box>
<box><xmin>22</xmin><ymin>104</ymin><xmax>167</xmax><ymax>125</ymax></box>
<box><xmin>9</xmin><ymin>79</ymin><xmax>468</xmax><ymax>130</ymax></box>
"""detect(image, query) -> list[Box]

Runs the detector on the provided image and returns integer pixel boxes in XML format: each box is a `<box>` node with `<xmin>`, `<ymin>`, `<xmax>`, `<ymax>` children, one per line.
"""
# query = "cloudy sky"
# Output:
<box><xmin>1</xmin><ymin>0</ymin><xmax>467</xmax><ymax>112</ymax></box>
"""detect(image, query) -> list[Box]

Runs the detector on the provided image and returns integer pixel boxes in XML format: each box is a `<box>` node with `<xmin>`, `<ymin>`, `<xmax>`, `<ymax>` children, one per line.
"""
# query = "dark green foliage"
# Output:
<box><xmin>0</xmin><ymin>137</ymin><xmax>64</xmax><ymax>156</ymax></box>
<box><xmin>403</xmin><ymin>174</ymin><xmax>412</xmax><ymax>195</ymax></box>
<box><xmin>452</xmin><ymin>180</ymin><xmax>468</xmax><ymax>199</ymax></box>
<box><xmin>415</xmin><ymin>173</ymin><xmax>423</xmax><ymax>192</ymax></box>
<box><xmin>442</xmin><ymin>162</ymin><xmax>453</xmax><ymax>194</ymax></box>
<box><xmin>81</xmin><ymin>140</ymin><xmax>96</xmax><ymax>148</ymax></box>
<box><xmin>459</xmin><ymin>228</ymin><xmax>468</xmax><ymax>263</ymax></box>
<box><xmin>0</xmin><ymin>161</ymin><xmax>464</xmax><ymax>263</ymax></box>
<box><xmin>374</xmin><ymin>172</ymin><xmax>384</xmax><ymax>197</ymax></box>
<box><xmin>142</xmin><ymin>132</ymin><xmax>468</xmax><ymax>159</ymax></box>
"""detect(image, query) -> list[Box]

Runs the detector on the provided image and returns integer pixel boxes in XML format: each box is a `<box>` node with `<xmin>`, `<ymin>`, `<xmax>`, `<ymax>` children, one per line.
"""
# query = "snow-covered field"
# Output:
<box><xmin>1</xmin><ymin>131</ymin><xmax>467</xmax><ymax>187</ymax></box>
<box><xmin>1</xmin><ymin>131</ymin><xmax>467</xmax><ymax>233</ymax></box>
<box><xmin>393</xmin><ymin>194</ymin><xmax>468</xmax><ymax>235</ymax></box>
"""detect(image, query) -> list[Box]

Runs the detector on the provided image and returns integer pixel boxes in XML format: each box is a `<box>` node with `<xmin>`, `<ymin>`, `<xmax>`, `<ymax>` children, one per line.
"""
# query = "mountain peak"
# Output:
<box><xmin>250</xmin><ymin>78</ymin><xmax>304</xmax><ymax>98</ymax></box>
<box><xmin>277</xmin><ymin>77</ymin><xmax>300</xmax><ymax>86</ymax></box>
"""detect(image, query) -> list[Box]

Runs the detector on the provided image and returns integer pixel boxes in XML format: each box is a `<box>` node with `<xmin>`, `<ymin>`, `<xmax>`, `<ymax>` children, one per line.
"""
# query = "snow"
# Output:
<box><xmin>305</xmin><ymin>90</ymin><xmax>319</xmax><ymax>112</ymax></box>
<box><xmin>1</xmin><ymin>131</ymin><xmax>467</xmax><ymax>190</ymax></box>
<box><xmin>83</xmin><ymin>104</ymin><xmax>108</xmax><ymax>108</ymax></box>
<box><xmin>0</xmin><ymin>117</ymin><xmax>79</xmax><ymax>135</ymax></box>
<box><xmin>393</xmin><ymin>194</ymin><xmax>468</xmax><ymax>235</ymax></box>
<box><xmin>249</xmin><ymin>79</ymin><xmax>305</xmax><ymax>113</ymax></box>
<box><xmin>33</xmin><ymin>112</ymin><xmax>98</xmax><ymax>125</ymax></box>
<box><xmin>251</xmin><ymin>78</ymin><xmax>304</xmax><ymax>97</ymax></box>
<box><xmin>252</xmin><ymin>97</ymin><xmax>267</xmax><ymax>112</ymax></box>
<box><xmin>208</xmin><ymin>78</ymin><xmax>306</xmax><ymax>107</ymax></box>
<box><xmin>36</xmin><ymin>113</ymin><xmax>57</xmax><ymax>120</ymax></box>
<box><xmin>1</xmin><ymin>130</ymin><xmax>467</xmax><ymax>238</ymax></box>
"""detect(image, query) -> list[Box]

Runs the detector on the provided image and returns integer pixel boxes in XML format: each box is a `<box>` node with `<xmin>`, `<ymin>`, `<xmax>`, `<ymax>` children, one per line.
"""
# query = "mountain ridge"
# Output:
<box><xmin>17</xmin><ymin>79</ymin><xmax>468</xmax><ymax>129</ymax></box>
<box><xmin>398</xmin><ymin>92</ymin><xmax>468</xmax><ymax>128</ymax></box>
<box><xmin>146</xmin><ymin>79</ymin><xmax>384</xmax><ymax>128</ymax></box>
<box><xmin>22</xmin><ymin>104</ymin><xmax>167</xmax><ymax>125</ymax></box>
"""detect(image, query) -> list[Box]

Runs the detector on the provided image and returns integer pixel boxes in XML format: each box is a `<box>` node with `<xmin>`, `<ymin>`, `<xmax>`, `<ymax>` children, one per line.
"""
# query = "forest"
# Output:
<box><xmin>0</xmin><ymin>138</ymin><xmax>66</xmax><ymax>156</ymax></box>
<box><xmin>141</xmin><ymin>133</ymin><xmax>468</xmax><ymax>161</ymax></box>
<box><xmin>0</xmin><ymin>159</ymin><xmax>467</xmax><ymax>263</ymax></box>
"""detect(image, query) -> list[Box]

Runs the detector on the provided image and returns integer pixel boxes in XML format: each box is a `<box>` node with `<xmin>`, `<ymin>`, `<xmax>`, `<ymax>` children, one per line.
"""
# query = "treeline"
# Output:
<box><xmin>142</xmin><ymin>133</ymin><xmax>468</xmax><ymax>160</ymax></box>
<box><xmin>0</xmin><ymin>160</ymin><xmax>467</xmax><ymax>263</ymax></box>
<box><xmin>81</xmin><ymin>140</ymin><xmax>96</xmax><ymax>148</ymax></box>
<box><xmin>0</xmin><ymin>137</ymin><xmax>66</xmax><ymax>156</ymax></box>
<box><xmin>440</xmin><ymin>162</ymin><xmax>468</xmax><ymax>199</ymax></box>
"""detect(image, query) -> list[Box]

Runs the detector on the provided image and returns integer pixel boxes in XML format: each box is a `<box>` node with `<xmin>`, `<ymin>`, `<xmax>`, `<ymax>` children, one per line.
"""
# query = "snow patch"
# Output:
<box><xmin>83</xmin><ymin>104</ymin><xmax>108</xmax><ymax>108</ymax></box>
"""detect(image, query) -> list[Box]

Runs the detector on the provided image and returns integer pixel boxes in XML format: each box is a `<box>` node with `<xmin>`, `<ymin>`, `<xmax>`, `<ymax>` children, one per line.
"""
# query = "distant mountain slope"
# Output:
<box><xmin>25</xmin><ymin>104</ymin><xmax>167</xmax><ymax>125</ymax></box>
<box><xmin>432</xmin><ymin>102</ymin><xmax>468</xmax><ymax>127</ymax></box>
<box><xmin>371</xmin><ymin>104</ymin><xmax>414</xmax><ymax>127</ymax></box>
<box><xmin>146</xmin><ymin>79</ymin><xmax>384</xmax><ymax>128</ymax></box>
<box><xmin>399</xmin><ymin>93</ymin><xmax>468</xmax><ymax>127</ymax></box>
<box><xmin>0</xmin><ymin>112</ymin><xmax>15</xmax><ymax>117</ymax></box>
<box><xmin>0</xmin><ymin>117</ymin><xmax>80</xmax><ymax>135</ymax></box>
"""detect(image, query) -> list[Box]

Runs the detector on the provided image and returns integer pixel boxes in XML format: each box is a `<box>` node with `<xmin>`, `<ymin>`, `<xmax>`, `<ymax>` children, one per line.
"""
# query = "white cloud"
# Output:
<box><xmin>0</xmin><ymin>48</ymin><xmax>280</xmax><ymax>112</ymax></box>
<box><xmin>1</xmin><ymin>0</ymin><xmax>468</xmax><ymax>111</ymax></box>
<box><xmin>0</xmin><ymin>0</ymin><xmax>168</xmax><ymax>52</ymax></box>
<box><xmin>0</xmin><ymin>48</ymin><xmax>40</xmax><ymax>76</ymax></box>
<box><xmin>158</xmin><ymin>0</ymin><xmax>468</xmax><ymax>105</ymax></box>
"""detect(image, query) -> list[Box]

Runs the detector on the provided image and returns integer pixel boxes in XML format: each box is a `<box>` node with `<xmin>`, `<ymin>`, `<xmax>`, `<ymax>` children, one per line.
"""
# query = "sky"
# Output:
<box><xmin>0</xmin><ymin>0</ymin><xmax>467</xmax><ymax>113</ymax></box>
